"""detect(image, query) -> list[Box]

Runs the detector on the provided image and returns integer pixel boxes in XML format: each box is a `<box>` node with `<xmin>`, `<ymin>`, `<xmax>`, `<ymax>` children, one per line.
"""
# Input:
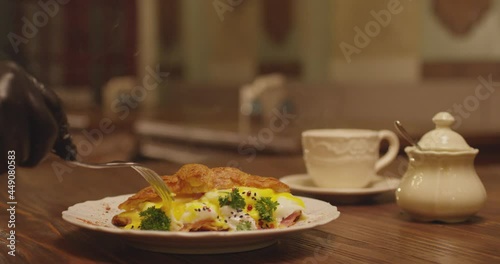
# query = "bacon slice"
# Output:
<box><xmin>280</xmin><ymin>210</ymin><xmax>302</xmax><ymax>227</ymax></box>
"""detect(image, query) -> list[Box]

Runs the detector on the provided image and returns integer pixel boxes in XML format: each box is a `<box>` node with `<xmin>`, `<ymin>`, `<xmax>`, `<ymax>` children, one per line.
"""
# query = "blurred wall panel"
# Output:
<box><xmin>64</xmin><ymin>0</ymin><xmax>90</xmax><ymax>86</ymax></box>
<box><xmin>422</xmin><ymin>0</ymin><xmax>500</xmax><ymax>79</ymax></box>
<box><xmin>296</xmin><ymin>0</ymin><xmax>332</xmax><ymax>82</ymax></box>
<box><xmin>258</xmin><ymin>0</ymin><xmax>301</xmax><ymax>78</ymax></box>
<box><xmin>0</xmin><ymin>0</ymin><xmax>31</xmax><ymax>68</ymax></box>
<box><xmin>331</xmin><ymin>0</ymin><xmax>421</xmax><ymax>83</ymax></box>
<box><xmin>137</xmin><ymin>0</ymin><xmax>160</xmax><ymax>109</ymax></box>
<box><xmin>159</xmin><ymin>0</ymin><xmax>182</xmax><ymax>78</ymax></box>
<box><xmin>181</xmin><ymin>0</ymin><xmax>259</xmax><ymax>84</ymax></box>
<box><xmin>0</xmin><ymin>1</ymin><xmax>15</xmax><ymax>61</ymax></box>
<box><xmin>422</xmin><ymin>0</ymin><xmax>498</xmax><ymax>61</ymax></box>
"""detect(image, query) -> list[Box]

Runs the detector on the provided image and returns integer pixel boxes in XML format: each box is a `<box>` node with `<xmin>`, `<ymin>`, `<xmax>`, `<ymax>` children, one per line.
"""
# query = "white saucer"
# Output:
<box><xmin>280</xmin><ymin>174</ymin><xmax>400</xmax><ymax>202</ymax></box>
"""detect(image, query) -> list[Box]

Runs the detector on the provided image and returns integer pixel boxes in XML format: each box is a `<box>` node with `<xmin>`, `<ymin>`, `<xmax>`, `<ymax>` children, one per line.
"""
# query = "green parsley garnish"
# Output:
<box><xmin>255</xmin><ymin>197</ymin><xmax>279</xmax><ymax>222</ymax></box>
<box><xmin>139</xmin><ymin>206</ymin><xmax>171</xmax><ymax>231</ymax></box>
<box><xmin>218</xmin><ymin>188</ymin><xmax>246</xmax><ymax>210</ymax></box>
<box><xmin>236</xmin><ymin>220</ymin><xmax>253</xmax><ymax>231</ymax></box>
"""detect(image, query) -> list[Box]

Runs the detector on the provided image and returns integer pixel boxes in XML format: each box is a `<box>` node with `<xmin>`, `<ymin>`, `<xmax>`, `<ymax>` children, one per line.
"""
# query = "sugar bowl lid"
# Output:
<box><xmin>418</xmin><ymin>112</ymin><xmax>474</xmax><ymax>151</ymax></box>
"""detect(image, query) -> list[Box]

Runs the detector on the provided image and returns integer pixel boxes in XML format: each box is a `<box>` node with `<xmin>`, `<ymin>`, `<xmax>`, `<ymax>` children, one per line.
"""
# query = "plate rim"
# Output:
<box><xmin>280</xmin><ymin>174</ymin><xmax>400</xmax><ymax>195</ymax></box>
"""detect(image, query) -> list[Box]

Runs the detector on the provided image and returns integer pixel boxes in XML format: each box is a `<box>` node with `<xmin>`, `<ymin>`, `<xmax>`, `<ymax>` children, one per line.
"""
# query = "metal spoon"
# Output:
<box><xmin>394</xmin><ymin>121</ymin><xmax>423</xmax><ymax>151</ymax></box>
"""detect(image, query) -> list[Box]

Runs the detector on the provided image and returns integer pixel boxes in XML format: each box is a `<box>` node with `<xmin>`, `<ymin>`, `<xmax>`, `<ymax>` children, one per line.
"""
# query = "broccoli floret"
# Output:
<box><xmin>139</xmin><ymin>206</ymin><xmax>171</xmax><ymax>231</ymax></box>
<box><xmin>236</xmin><ymin>220</ymin><xmax>253</xmax><ymax>231</ymax></box>
<box><xmin>218</xmin><ymin>188</ymin><xmax>246</xmax><ymax>210</ymax></box>
<box><xmin>256</xmin><ymin>197</ymin><xmax>279</xmax><ymax>222</ymax></box>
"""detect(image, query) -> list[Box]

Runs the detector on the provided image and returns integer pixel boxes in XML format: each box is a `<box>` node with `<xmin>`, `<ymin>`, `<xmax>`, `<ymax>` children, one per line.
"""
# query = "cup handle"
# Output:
<box><xmin>375</xmin><ymin>130</ymin><xmax>400</xmax><ymax>172</ymax></box>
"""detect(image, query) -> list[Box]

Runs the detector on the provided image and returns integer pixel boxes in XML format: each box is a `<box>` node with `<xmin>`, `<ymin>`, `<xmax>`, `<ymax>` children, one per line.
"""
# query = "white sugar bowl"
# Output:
<box><xmin>396</xmin><ymin>112</ymin><xmax>487</xmax><ymax>223</ymax></box>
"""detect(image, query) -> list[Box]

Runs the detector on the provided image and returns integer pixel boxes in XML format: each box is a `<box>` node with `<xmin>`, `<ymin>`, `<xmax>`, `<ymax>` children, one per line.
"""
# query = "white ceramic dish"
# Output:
<box><xmin>62</xmin><ymin>194</ymin><xmax>340</xmax><ymax>254</ymax></box>
<box><xmin>280</xmin><ymin>174</ymin><xmax>399</xmax><ymax>202</ymax></box>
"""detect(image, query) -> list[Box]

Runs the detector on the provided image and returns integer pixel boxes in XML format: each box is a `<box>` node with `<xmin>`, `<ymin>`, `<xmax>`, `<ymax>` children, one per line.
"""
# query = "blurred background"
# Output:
<box><xmin>1</xmin><ymin>0</ymin><xmax>499</xmax><ymax>164</ymax></box>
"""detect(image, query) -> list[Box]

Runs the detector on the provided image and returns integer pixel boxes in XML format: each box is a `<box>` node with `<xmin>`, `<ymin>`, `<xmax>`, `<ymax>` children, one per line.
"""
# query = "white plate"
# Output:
<box><xmin>280</xmin><ymin>174</ymin><xmax>400</xmax><ymax>202</ymax></box>
<box><xmin>62</xmin><ymin>194</ymin><xmax>340</xmax><ymax>254</ymax></box>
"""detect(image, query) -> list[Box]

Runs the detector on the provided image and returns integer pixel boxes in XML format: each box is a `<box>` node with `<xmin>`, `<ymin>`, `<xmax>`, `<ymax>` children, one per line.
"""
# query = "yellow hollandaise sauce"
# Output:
<box><xmin>117</xmin><ymin>187</ymin><xmax>305</xmax><ymax>231</ymax></box>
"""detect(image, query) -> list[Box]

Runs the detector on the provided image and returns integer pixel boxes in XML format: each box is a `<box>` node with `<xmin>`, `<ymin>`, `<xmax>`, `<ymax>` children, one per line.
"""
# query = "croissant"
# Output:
<box><xmin>112</xmin><ymin>164</ymin><xmax>303</xmax><ymax>232</ymax></box>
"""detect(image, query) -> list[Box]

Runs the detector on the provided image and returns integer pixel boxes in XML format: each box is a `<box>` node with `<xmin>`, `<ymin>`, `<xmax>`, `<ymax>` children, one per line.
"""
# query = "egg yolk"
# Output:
<box><xmin>119</xmin><ymin>187</ymin><xmax>304</xmax><ymax>231</ymax></box>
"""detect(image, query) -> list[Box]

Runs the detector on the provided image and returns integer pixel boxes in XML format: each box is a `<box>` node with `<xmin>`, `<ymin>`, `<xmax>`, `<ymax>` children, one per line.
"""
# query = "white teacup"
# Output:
<box><xmin>302</xmin><ymin>129</ymin><xmax>399</xmax><ymax>188</ymax></box>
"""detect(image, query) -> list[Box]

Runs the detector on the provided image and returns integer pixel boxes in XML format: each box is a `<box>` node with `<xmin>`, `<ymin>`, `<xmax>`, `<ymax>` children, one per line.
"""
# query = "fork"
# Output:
<box><xmin>68</xmin><ymin>161</ymin><xmax>174</xmax><ymax>204</ymax></box>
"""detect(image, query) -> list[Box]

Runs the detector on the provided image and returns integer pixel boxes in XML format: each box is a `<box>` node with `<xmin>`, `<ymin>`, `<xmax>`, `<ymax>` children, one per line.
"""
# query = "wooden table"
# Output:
<box><xmin>1</xmin><ymin>150</ymin><xmax>499</xmax><ymax>263</ymax></box>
